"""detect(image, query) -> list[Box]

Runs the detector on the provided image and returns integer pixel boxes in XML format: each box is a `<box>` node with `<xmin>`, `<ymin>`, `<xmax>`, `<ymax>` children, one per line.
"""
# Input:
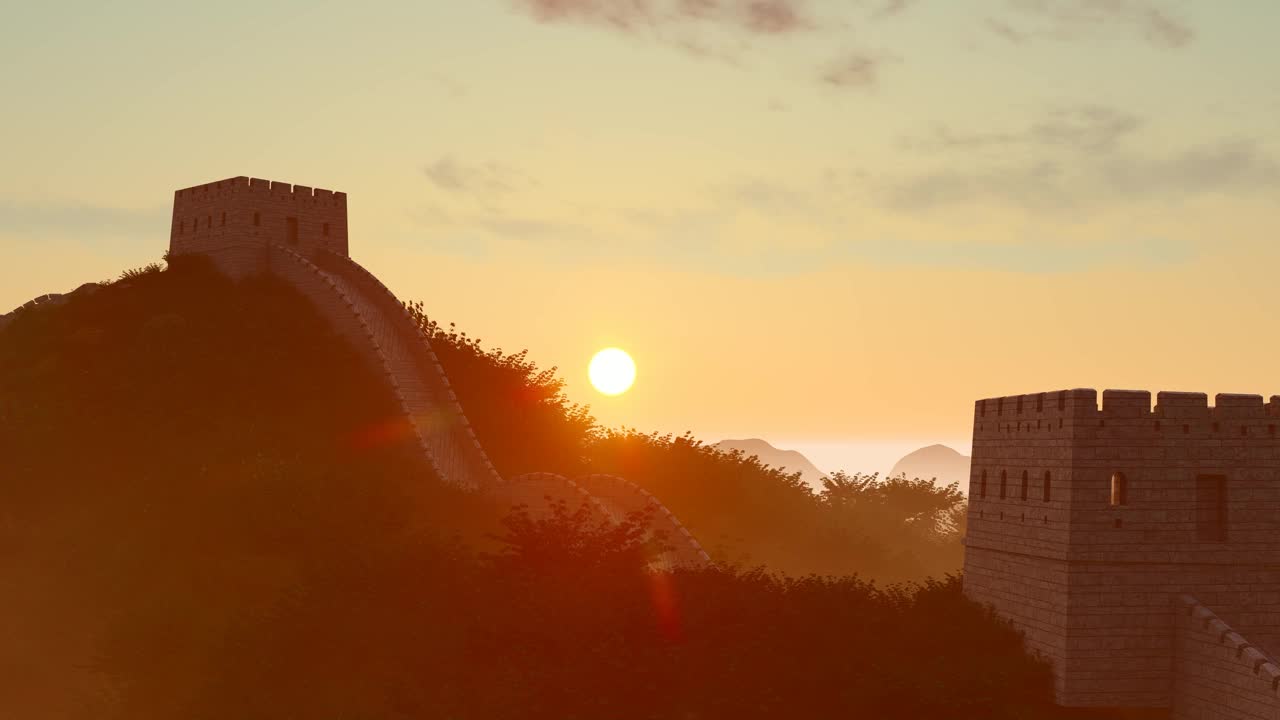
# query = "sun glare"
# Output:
<box><xmin>589</xmin><ymin>348</ymin><xmax>636</xmax><ymax>396</ymax></box>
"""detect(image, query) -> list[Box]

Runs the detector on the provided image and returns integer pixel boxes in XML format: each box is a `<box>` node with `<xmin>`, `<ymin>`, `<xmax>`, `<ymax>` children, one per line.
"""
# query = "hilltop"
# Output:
<box><xmin>713</xmin><ymin>438</ymin><xmax>827</xmax><ymax>486</ymax></box>
<box><xmin>0</xmin><ymin>257</ymin><xmax>1049</xmax><ymax>719</ymax></box>
<box><xmin>889</xmin><ymin>443</ymin><xmax>971</xmax><ymax>490</ymax></box>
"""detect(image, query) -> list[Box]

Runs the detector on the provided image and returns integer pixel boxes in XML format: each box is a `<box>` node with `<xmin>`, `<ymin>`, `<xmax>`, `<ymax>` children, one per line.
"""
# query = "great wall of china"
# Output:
<box><xmin>966</xmin><ymin>388</ymin><xmax>1280</xmax><ymax>718</ymax></box>
<box><xmin>18</xmin><ymin>176</ymin><xmax>1280</xmax><ymax>716</ymax></box>
<box><xmin>163</xmin><ymin>176</ymin><xmax>711</xmax><ymax>570</ymax></box>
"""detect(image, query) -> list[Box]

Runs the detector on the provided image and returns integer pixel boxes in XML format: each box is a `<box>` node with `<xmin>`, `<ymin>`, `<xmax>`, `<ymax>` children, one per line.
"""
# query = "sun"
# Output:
<box><xmin>589</xmin><ymin>348</ymin><xmax>636</xmax><ymax>396</ymax></box>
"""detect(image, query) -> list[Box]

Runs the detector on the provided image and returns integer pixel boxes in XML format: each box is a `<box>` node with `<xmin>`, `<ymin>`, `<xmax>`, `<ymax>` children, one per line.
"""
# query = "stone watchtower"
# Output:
<box><xmin>169</xmin><ymin>176</ymin><xmax>348</xmax><ymax>277</ymax></box>
<box><xmin>963</xmin><ymin>389</ymin><xmax>1280</xmax><ymax>709</ymax></box>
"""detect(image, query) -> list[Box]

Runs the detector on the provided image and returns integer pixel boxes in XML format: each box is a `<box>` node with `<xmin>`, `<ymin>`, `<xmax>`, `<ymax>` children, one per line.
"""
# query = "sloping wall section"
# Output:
<box><xmin>1173</xmin><ymin>595</ymin><xmax>1280</xmax><ymax>720</ymax></box>
<box><xmin>267</xmin><ymin>245</ymin><xmax>712</xmax><ymax>569</ymax></box>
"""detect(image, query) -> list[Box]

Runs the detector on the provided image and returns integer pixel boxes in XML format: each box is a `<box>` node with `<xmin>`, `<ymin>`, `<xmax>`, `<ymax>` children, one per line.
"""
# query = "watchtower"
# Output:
<box><xmin>169</xmin><ymin>176</ymin><xmax>348</xmax><ymax>277</ymax></box>
<box><xmin>963</xmin><ymin>389</ymin><xmax>1280</xmax><ymax>709</ymax></box>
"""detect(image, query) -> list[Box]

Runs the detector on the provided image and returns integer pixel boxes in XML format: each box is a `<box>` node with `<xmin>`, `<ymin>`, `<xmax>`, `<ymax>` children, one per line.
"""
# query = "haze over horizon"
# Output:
<box><xmin>5</xmin><ymin>1</ymin><xmax>1280</xmax><ymax>448</ymax></box>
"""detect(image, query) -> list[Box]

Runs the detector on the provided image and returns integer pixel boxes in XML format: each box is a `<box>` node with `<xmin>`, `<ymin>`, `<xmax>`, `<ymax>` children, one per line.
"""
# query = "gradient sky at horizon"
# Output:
<box><xmin>4</xmin><ymin>1</ymin><xmax>1279</xmax><ymax>473</ymax></box>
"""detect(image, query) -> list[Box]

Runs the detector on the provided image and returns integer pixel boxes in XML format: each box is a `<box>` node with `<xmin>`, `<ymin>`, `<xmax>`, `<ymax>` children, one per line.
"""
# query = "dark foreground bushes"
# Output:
<box><xmin>193</xmin><ymin>503</ymin><xmax>1054</xmax><ymax>720</ymax></box>
<box><xmin>0</xmin><ymin>259</ymin><xmax>1051</xmax><ymax>719</ymax></box>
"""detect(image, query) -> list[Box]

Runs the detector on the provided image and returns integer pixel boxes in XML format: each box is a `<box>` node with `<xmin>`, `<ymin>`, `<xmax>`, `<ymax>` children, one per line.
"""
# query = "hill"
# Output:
<box><xmin>0</xmin><ymin>257</ymin><xmax>1048</xmax><ymax>719</ymax></box>
<box><xmin>889</xmin><ymin>444</ymin><xmax>971</xmax><ymax>491</ymax></box>
<box><xmin>713</xmin><ymin>438</ymin><xmax>826</xmax><ymax>485</ymax></box>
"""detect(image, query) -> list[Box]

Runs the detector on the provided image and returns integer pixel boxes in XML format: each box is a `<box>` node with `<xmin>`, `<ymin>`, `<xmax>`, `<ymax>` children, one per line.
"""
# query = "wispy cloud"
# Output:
<box><xmin>878</xmin><ymin>139</ymin><xmax>1280</xmax><ymax>212</ymax></box>
<box><xmin>508</xmin><ymin>0</ymin><xmax>895</xmax><ymax>91</ymax></box>
<box><xmin>902</xmin><ymin>105</ymin><xmax>1143</xmax><ymax>154</ymax></box>
<box><xmin>868</xmin><ymin>0</ymin><xmax>919</xmax><ymax>21</ymax></box>
<box><xmin>989</xmin><ymin>0</ymin><xmax>1194</xmax><ymax>49</ymax></box>
<box><xmin>841</xmin><ymin>235</ymin><xmax>1195</xmax><ymax>272</ymax></box>
<box><xmin>820</xmin><ymin>52</ymin><xmax>885</xmax><ymax>89</ymax></box>
<box><xmin>509</xmin><ymin>0</ymin><xmax>815</xmax><ymax>36</ymax></box>
<box><xmin>423</xmin><ymin>156</ymin><xmax>537</xmax><ymax>197</ymax></box>
<box><xmin>0</xmin><ymin>201</ymin><xmax>166</xmax><ymax>239</ymax></box>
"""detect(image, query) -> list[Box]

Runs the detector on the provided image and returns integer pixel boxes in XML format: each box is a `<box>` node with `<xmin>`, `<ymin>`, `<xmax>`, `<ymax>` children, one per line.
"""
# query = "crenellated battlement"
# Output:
<box><xmin>974</xmin><ymin>388</ymin><xmax>1280</xmax><ymax>440</ymax></box>
<box><xmin>967</xmin><ymin>385</ymin><xmax>1280</xmax><ymax>710</ymax></box>
<box><xmin>168</xmin><ymin>175</ymin><xmax>350</xmax><ymax>274</ymax></box>
<box><xmin>977</xmin><ymin>388</ymin><xmax>1280</xmax><ymax>418</ymax></box>
<box><xmin>173</xmin><ymin>176</ymin><xmax>346</xmax><ymax>205</ymax></box>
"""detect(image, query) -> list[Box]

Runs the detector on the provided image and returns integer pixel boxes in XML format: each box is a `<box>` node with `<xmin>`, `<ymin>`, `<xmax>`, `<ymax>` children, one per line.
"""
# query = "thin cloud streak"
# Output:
<box><xmin>879</xmin><ymin>139</ymin><xmax>1280</xmax><ymax>212</ymax></box>
<box><xmin>991</xmin><ymin>0</ymin><xmax>1195</xmax><ymax>49</ymax></box>
<box><xmin>0</xmin><ymin>201</ymin><xmax>167</xmax><ymax>239</ymax></box>
<box><xmin>902</xmin><ymin>106</ymin><xmax>1143</xmax><ymax>154</ymax></box>
<box><xmin>510</xmin><ymin>0</ymin><xmax>815</xmax><ymax>35</ymax></box>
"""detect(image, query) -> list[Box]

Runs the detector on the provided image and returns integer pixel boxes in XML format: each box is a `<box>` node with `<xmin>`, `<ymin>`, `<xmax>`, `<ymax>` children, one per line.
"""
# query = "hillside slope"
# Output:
<box><xmin>713</xmin><ymin>438</ymin><xmax>826</xmax><ymax>485</ymax></box>
<box><xmin>889</xmin><ymin>444</ymin><xmax>971</xmax><ymax>490</ymax></box>
<box><xmin>0</xmin><ymin>258</ymin><xmax>501</xmax><ymax>718</ymax></box>
<box><xmin>0</xmin><ymin>258</ymin><xmax>1042</xmax><ymax>720</ymax></box>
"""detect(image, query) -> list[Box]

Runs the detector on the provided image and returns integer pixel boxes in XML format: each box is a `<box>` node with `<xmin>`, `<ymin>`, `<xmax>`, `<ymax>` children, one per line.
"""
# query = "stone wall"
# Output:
<box><xmin>169</xmin><ymin>177</ymin><xmax>348</xmax><ymax>277</ymax></box>
<box><xmin>1173</xmin><ymin>595</ymin><xmax>1280</xmax><ymax>720</ymax></box>
<box><xmin>265</xmin><ymin>245</ymin><xmax>712</xmax><ymax>568</ymax></box>
<box><xmin>966</xmin><ymin>388</ymin><xmax>1280</xmax><ymax>708</ymax></box>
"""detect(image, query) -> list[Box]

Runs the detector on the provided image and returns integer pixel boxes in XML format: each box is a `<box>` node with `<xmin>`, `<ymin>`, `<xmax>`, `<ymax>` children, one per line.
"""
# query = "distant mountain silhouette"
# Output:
<box><xmin>714</xmin><ymin>438</ymin><xmax>826</xmax><ymax>485</ymax></box>
<box><xmin>889</xmin><ymin>444</ymin><xmax>971</xmax><ymax>489</ymax></box>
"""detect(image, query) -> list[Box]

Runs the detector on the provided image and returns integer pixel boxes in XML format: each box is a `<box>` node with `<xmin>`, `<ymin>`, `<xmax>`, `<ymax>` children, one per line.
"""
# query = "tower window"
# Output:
<box><xmin>1017</xmin><ymin>397</ymin><xmax>1023</xmax><ymax>414</ymax></box>
<box><xmin>323</xmin><ymin>222</ymin><xmax>330</xmax><ymax>237</ymax></box>
<box><xmin>979</xmin><ymin>470</ymin><xmax>987</xmax><ymax>499</ymax></box>
<box><xmin>206</xmin><ymin>215</ymin><xmax>211</xmax><ymax>228</ymax></box>
<box><xmin>1037</xmin><ymin>393</ymin><xmax>1044</xmax><ymax>412</ymax></box>
<box><xmin>999</xmin><ymin>471</ymin><xmax>1007</xmax><ymax>500</ymax></box>
<box><xmin>1110</xmin><ymin>471</ymin><xmax>1127</xmax><ymax>507</ymax></box>
<box><xmin>1043</xmin><ymin>471</ymin><xmax>1052</xmax><ymax>502</ymax></box>
<box><xmin>1195</xmin><ymin>475</ymin><xmax>1227</xmax><ymax>542</ymax></box>
<box><xmin>1241</xmin><ymin>426</ymin><xmax>1248</xmax><ymax>437</ymax></box>
<box><xmin>254</xmin><ymin>212</ymin><xmax>261</xmax><ymax>226</ymax></box>
<box><xmin>1058</xmin><ymin>393</ymin><xmax>1066</xmax><ymax>411</ymax></box>
<box><xmin>1020</xmin><ymin>471</ymin><xmax>1029</xmax><ymax>501</ymax></box>
<box><xmin>221</xmin><ymin>211</ymin><xmax>226</xmax><ymax>226</ymax></box>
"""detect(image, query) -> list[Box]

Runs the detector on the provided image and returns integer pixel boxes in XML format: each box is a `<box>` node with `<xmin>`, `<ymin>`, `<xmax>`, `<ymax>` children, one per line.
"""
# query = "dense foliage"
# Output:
<box><xmin>194</xmin><ymin>504</ymin><xmax>1054</xmax><ymax>720</ymax></box>
<box><xmin>0</xmin><ymin>258</ymin><xmax>502</xmax><ymax>718</ymax></box>
<box><xmin>0</xmin><ymin>259</ymin><xmax>1051</xmax><ymax>719</ymax></box>
<box><xmin>414</xmin><ymin>309</ymin><xmax>967</xmax><ymax>581</ymax></box>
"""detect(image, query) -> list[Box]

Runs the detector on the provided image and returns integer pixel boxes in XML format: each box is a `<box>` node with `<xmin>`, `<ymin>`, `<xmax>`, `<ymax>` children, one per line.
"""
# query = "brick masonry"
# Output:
<box><xmin>167</xmin><ymin>177</ymin><xmax>711</xmax><ymax>569</ymax></box>
<box><xmin>1173</xmin><ymin>595</ymin><xmax>1280</xmax><ymax>719</ymax></box>
<box><xmin>964</xmin><ymin>388</ymin><xmax>1280</xmax><ymax>714</ymax></box>
<box><xmin>168</xmin><ymin>176</ymin><xmax>348</xmax><ymax>277</ymax></box>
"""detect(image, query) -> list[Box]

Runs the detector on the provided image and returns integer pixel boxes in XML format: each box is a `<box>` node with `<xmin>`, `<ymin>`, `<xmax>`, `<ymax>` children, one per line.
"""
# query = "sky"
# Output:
<box><xmin>4</xmin><ymin>1</ymin><xmax>1280</xmax><ymax>475</ymax></box>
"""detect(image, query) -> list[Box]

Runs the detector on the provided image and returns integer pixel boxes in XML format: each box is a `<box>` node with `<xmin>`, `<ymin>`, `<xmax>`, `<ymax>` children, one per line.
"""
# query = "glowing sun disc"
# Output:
<box><xmin>589</xmin><ymin>348</ymin><xmax>636</xmax><ymax>396</ymax></box>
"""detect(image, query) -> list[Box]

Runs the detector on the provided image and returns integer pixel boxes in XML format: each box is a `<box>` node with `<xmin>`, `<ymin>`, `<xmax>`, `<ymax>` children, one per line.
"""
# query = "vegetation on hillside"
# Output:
<box><xmin>413</xmin><ymin>307</ymin><xmax>966</xmax><ymax>581</ymax></box>
<box><xmin>0</xmin><ymin>259</ymin><xmax>1048</xmax><ymax>719</ymax></box>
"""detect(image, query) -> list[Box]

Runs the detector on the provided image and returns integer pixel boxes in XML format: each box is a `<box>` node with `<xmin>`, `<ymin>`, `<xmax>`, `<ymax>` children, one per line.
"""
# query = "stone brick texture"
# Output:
<box><xmin>168</xmin><ymin>177</ymin><xmax>711</xmax><ymax>569</ymax></box>
<box><xmin>964</xmin><ymin>388</ymin><xmax>1280</xmax><ymax>714</ymax></box>
<box><xmin>1173</xmin><ymin>595</ymin><xmax>1280</xmax><ymax>719</ymax></box>
<box><xmin>168</xmin><ymin>176</ymin><xmax>349</xmax><ymax>277</ymax></box>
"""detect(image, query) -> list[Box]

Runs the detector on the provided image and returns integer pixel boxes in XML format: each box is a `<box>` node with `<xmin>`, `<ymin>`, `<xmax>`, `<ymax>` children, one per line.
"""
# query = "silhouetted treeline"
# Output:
<box><xmin>194</xmin><ymin>503</ymin><xmax>1053</xmax><ymax>720</ymax></box>
<box><xmin>415</xmin><ymin>308</ymin><xmax>966</xmax><ymax>581</ymax></box>
<box><xmin>0</xmin><ymin>259</ymin><xmax>1048</xmax><ymax>719</ymax></box>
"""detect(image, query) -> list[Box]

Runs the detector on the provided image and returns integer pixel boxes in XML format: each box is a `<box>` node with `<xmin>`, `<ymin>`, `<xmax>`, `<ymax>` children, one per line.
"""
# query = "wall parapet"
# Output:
<box><xmin>174</xmin><ymin>176</ymin><xmax>346</xmax><ymax>204</ymax></box>
<box><xmin>976</xmin><ymin>389</ymin><xmax>1280</xmax><ymax>420</ymax></box>
<box><xmin>1173</xmin><ymin>594</ymin><xmax>1280</xmax><ymax>719</ymax></box>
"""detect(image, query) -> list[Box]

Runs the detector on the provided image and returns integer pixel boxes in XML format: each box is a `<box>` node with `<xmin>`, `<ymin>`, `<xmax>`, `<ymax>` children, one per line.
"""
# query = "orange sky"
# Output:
<box><xmin>4</xmin><ymin>1</ymin><xmax>1279</xmax><ymax>473</ymax></box>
